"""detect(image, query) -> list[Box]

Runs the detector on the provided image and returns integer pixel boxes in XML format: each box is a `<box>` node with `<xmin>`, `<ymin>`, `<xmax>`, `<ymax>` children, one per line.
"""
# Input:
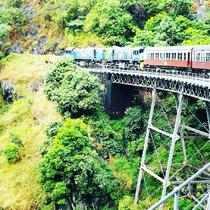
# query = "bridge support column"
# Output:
<box><xmin>160</xmin><ymin>91</ymin><xmax>183</xmax><ymax>210</ymax></box>
<box><xmin>134</xmin><ymin>87</ymin><xmax>157</xmax><ymax>204</ymax></box>
<box><xmin>205</xmin><ymin>102</ymin><xmax>210</xmax><ymax>138</ymax></box>
<box><xmin>134</xmin><ymin>89</ymin><xmax>184</xmax><ymax>209</ymax></box>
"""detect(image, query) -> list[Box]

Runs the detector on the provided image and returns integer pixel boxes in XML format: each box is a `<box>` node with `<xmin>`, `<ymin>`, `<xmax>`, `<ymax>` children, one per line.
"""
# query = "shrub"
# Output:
<box><xmin>10</xmin><ymin>133</ymin><xmax>23</xmax><ymax>147</ymax></box>
<box><xmin>4</xmin><ymin>143</ymin><xmax>20</xmax><ymax>164</ymax></box>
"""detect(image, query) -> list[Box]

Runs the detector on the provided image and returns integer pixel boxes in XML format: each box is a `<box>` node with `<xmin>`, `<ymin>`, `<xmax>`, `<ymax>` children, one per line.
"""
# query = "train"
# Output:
<box><xmin>65</xmin><ymin>45</ymin><xmax>210</xmax><ymax>75</ymax></box>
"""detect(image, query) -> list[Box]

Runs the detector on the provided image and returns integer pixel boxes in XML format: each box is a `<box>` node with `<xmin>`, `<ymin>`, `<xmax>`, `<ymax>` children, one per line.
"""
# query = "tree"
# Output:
<box><xmin>44</xmin><ymin>58</ymin><xmax>104</xmax><ymax>117</ymax></box>
<box><xmin>182</xmin><ymin>28</ymin><xmax>210</xmax><ymax>45</ymax></box>
<box><xmin>40</xmin><ymin>119</ymin><xmax>118</xmax><ymax>209</ymax></box>
<box><xmin>84</xmin><ymin>1</ymin><xmax>135</xmax><ymax>45</ymax></box>
<box><xmin>123</xmin><ymin>106</ymin><xmax>147</xmax><ymax>156</ymax></box>
<box><xmin>170</xmin><ymin>0</ymin><xmax>193</xmax><ymax>17</ymax></box>
<box><xmin>133</xmin><ymin>29</ymin><xmax>155</xmax><ymax>46</ymax></box>
<box><xmin>89</xmin><ymin>114</ymin><xmax>124</xmax><ymax>159</ymax></box>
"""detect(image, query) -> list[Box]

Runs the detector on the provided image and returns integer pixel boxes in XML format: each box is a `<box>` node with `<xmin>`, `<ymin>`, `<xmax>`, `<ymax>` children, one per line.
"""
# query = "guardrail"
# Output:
<box><xmin>84</xmin><ymin>66</ymin><xmax>210</xmax><ymax>85</ymax></box>
<box><xmin>148</xmin><ymin>163</ymin><xmax>210</xmax><ymax>210</ymax></box>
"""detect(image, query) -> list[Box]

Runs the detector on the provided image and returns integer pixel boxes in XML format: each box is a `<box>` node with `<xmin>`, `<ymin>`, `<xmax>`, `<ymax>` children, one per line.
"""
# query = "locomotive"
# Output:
<box><xmin>65</xmin><ymin>45</ymin><xmax>210</xmax><ymax>74</ymax></box>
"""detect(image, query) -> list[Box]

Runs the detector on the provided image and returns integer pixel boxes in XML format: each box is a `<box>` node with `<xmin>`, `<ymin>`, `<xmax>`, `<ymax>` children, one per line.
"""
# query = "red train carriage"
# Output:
<box><xmin>192</xmin><ymin>45</ymin><xmax>210</xmax><ymax>71</ymax></box>
<box><xmin>144</xmin><ymin>46</ymin><xmax>193</xmax><ymax>69</ymax></box>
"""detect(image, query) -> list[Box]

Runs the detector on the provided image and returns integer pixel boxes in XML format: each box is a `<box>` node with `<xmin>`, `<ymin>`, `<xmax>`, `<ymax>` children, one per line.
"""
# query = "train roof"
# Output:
<box><xmin>144</xmin><ymin>46</ymin><xmax>193</xmax><ymax>52</ymax></box>
<box><xmin>193</xmin><ymin>45</ymin><xmax>210</xmax><ymax>51</ymax></box>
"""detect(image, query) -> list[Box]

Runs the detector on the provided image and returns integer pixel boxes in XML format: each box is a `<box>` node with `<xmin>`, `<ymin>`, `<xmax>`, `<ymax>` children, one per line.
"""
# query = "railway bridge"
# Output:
<box><xmin>84</xmin><ymin>67</ymin><xmax>210</xmax><ymax>209</ymax></box>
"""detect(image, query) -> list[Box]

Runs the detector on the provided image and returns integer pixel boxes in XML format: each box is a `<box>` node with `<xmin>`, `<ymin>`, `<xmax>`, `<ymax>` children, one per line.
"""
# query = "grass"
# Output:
<box><xmin>0</xmin><ymin>54</ymin><xmax>61</xmax><ymax>209</ymax></box>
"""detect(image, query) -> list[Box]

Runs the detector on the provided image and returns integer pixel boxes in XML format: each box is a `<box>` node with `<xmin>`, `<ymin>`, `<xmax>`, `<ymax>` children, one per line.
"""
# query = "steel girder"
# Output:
<box><xmin>105</xmin><ymin>73</ymin><xmax>210</xmax><ymax>102</ymax></box>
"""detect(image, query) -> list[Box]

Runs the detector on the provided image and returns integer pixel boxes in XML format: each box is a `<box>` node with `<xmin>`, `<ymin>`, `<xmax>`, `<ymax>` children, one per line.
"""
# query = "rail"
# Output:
<box><xmin>84</xmin><ymin>67</ymin><xmax>210</xmax><ymax>88</ymax></box>
<box><xmin>148</xmin><ymin>163</ymin><xmax>210</xmax><ymax>210</ymax></box>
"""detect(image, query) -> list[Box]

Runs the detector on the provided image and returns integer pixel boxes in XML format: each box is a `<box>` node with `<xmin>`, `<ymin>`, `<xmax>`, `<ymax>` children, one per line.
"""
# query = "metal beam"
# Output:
<box><xmin>149</xmin><ymin>125</ymin><xmax>174</xmax><ymax>139</ymax></box>
<box><xmin>134</xmin><ymin>88</ymin><xmax>157</xmax><ymax>204</ymax></box>
<box><xmin>160</xmin><ymin>91</ymin><xmax>183</xmax><ymax>210</ymax></box>
<box><xmin>183</xmin><ymin>125</ymin><xmax>209</xmax><ymax>139</ymax></box>
<box><xmin>192</xmin><ymin>192</ymin><xmax>210</xmax><ymax>210</ymax></box>
<box><xmin>148</xmin><ymin>163</ymin><xmax>210</xmax><ymax>210</ymax></box>
<box><xmin>206</xmin><ymin>101</ymin><xmax>210</xmax><ymax>138</ymax></box>
<box><xmin>142</xmin><ymin>166</ymin><xmax>165</xmax><ymax>184</ymax></box>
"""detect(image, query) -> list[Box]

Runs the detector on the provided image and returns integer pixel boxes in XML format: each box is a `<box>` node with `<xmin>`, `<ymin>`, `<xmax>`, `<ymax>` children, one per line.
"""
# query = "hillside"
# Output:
<box><xmin>0</xmin><ymin>54</ymin><xmax>61</xmax><ymax>209</ymax></box>
<box><xmin>0</xmin><ymin>0</ymin><xmax>210</xmax><ymax>58</ymax></box>
<box><xmin>0</xmin><ymin>0</ymin><xmax>209</xmax><ymax>209</ymax></box>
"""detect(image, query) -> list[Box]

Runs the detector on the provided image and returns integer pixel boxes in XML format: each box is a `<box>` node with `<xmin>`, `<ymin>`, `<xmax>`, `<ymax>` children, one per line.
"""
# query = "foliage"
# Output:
<box><xmin>7</xmin><ymin>0</ymin><xmax>23</xmax><ymax>8</ymax></box>
<box><xmin>46</xmin><ymin>121</ymin><xmax>63</xmax><ymax>138</ymax></box>
<box><xmin>40</xmin><ymin>121</ymin><xmax>63</xmax><ymax>156</ymax></box>
<box><xmin>40</xmin><ymin>119</ymin><xmax>118</xmax><ymax>209</ymax></box>
<box><xmin>84</xmin><ymin>1</ymin><xmax>135</xmax><ymax>45</ymax></box>
<box><xmin>44</xmin><ymin>58</ymin><xmax>104</xmax><ymax>117</ymax></box>
<box><xmin>118</xmin><ymin>195</ymin><xmax>139</xmax><ymax>210</ymax></box>
<box><xmin>4</xmin><ymin>143</ymin><xmax>20</xmax><ymax>163</ymax></box>
<box><xmin>134</xmin><ymin>11</ymin><xmax>209</xmax><ymax>46</ymax></box>
<box><xmin>10</xmin><ymin>133</ymin><xmax>23</xmax><ymax>147</ymax></box>
<box><xmin>122</xmin><ymin>106</ymin><xmax>147</xmax><ymax>156</ymax></box>
<box><xmin>110</xmin><ymin>156</ymin><xmax>139</xmax><ymax>194</ymax></box>
<box><xmin>133</xmin><ymin>29</ymin><xmax>155</xmax><ymax>46</ymax></box>
<box><xmin>8</xmin><ymin>7</ymin><xmax>26</xmax><ymax>28</ymax></box>
<box><xmin>87</xmin><ymin>113</ymin><xmax>124</xmax><ymax>159</ymax></box>
<box><xmin>0</xmin><ymin>54</ymin><xmax>61</xmax><ymax>209</ymax></box>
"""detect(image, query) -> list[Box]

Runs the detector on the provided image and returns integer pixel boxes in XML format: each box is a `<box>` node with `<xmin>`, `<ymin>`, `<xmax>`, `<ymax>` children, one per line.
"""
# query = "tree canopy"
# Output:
<box><xmin>44</xmin><ymin>58</ymin><xmax>104</xmax><ymax>117</ymax></box>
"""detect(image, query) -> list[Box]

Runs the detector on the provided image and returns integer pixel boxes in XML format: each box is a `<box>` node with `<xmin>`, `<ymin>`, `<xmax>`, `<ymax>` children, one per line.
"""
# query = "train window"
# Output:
<box><xmin>206</xmin><ymin>53</ymin><xmax>210</xmax><ymax>62</ymax></box>
<box><xmin>178</xmin><ymin>53</ymin><xmax>182</xmax><ymax>60</ymax></box>
<box><xmin>135</xmin><ymin>50</ymin><xmax>138</xmax><ymax>55</ymax></box>
<box><xmin>172</xmin><ymin>53</ymin><xmax>176</xmax><ymax>60</ymax></box>
<box><xmin>196</xmin><ymin>53</ymin><xmax>201</xmax><ymax>61</ymax></box>
<box><xmin>94</xmin><ymin>49</ymin><xmax>97</xmax><ymax>58</ymax></box>
<box><xmin>183</xmin><ymin>53</ymin><xmax>186</xmax><ymax>61</ymax></box>
<box><xmin>155</xmin><ymin>53</ymin><xmax>159</xmax><ymax>60</ymax></box>
<box><xmin>166</xmin><ymin>53</ymin><xmax>170</xmax><ymax>60</ymax></box>
<box><xmin>201</xmin><ymin>52</ymin><xmax>205</xmax><ymax>61</ymax></box>
<box><xmin>160</xmin><ymin>53</ymin><xmax>163</xmax><ymax>60</ymax></box>
<box><xmin>151</xmin><ymin>53</ymin><xmax>155</xmax><ymax>60</ymax></box>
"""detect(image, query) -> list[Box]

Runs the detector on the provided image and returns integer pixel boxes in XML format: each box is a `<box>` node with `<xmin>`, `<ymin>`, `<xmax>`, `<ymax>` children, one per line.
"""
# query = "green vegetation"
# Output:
<box><xmin>35</xmin><ymin>0</ymin><xmax>210</xmax><ymax>47</ymax></box>
<box><xmin>0</xmin><ymin>0</ymin><xmax>209</xmax><ymax>55</ymax></box>
<box><xmin>0</xmin><ymin>0</ymin><xmax>26</xmax><ymax>57</ymax></box>
<box><xmin>0</xmin><ymin>54</ymin><xmax>208</xmax><ymax>209</ymax></box>
<box><xmin>0</xmin><ymin>54</ymin><xmax>61</xmax><ymax>209</ymax></box>
<box><xmin>4</xmin><ymin>133</ymin><xmax>23</xmax><ymax>164</ymax></box>
<box><xmin>44</xmin><ymin>58</ymin><xmax>104</xmax><ymax>117</ymax></box>
<box><xmin>4</xmin><ymin>143</ymin><xmax>21</xmax><ymax>164</ymax></box>
<box><xmin>0</xmin><ymin>0</ymin><xmax>210</xmax><ymax>209</ymax></box>
<box><xmin>40</xmin><ymin>119</ymin><xmax>118</xmax><ymax>208</ymax></box>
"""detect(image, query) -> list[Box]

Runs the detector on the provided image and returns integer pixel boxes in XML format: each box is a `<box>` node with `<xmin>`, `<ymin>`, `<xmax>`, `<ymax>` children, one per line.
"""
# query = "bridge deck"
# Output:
<box><xmin>88</xmin><ymin>68</ymin><xmax>210</xmax><ymax>88</ymax></box>
<box><xmin>85</xmin><ymin>68</ymin><xmax>210</xmax><ymax>101</ymax></box>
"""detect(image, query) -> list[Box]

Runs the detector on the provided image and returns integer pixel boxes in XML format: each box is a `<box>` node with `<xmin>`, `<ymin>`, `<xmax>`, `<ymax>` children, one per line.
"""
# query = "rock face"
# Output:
<box><xmin>7</xmin><ymin>44</ymin><xmax>24</xmax><ymax>54</ymax></box>
<box><xmin>30</xmin><ymin>37</ymin><xmax>47</xmax><ymax>54</ymax></box>
<box><xmin>197</xmin><ymin>0</ymin><xmax>210</xmax><ymax>21</ymax></box>
<box><xmin>1</xmin><ymin>81</ymin><xmax>23</xmax><ymax>103</ymax></box>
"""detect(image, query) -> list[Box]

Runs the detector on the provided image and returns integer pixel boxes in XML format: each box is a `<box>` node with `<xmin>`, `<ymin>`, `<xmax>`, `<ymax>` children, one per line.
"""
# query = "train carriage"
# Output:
<box><xmin>144</xmin><ymin>46</ymin><xmax>193</xmax><ymax>69</ymax></box>
<box><xmin>192</xmin><ymin>45</ymin><xmax>210</xmax><ymax>71</ymax></box>
<box><xmin>65</xmin><ymin>45</ymin><xmax>210</xmax><ymax>75</ymax></box>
